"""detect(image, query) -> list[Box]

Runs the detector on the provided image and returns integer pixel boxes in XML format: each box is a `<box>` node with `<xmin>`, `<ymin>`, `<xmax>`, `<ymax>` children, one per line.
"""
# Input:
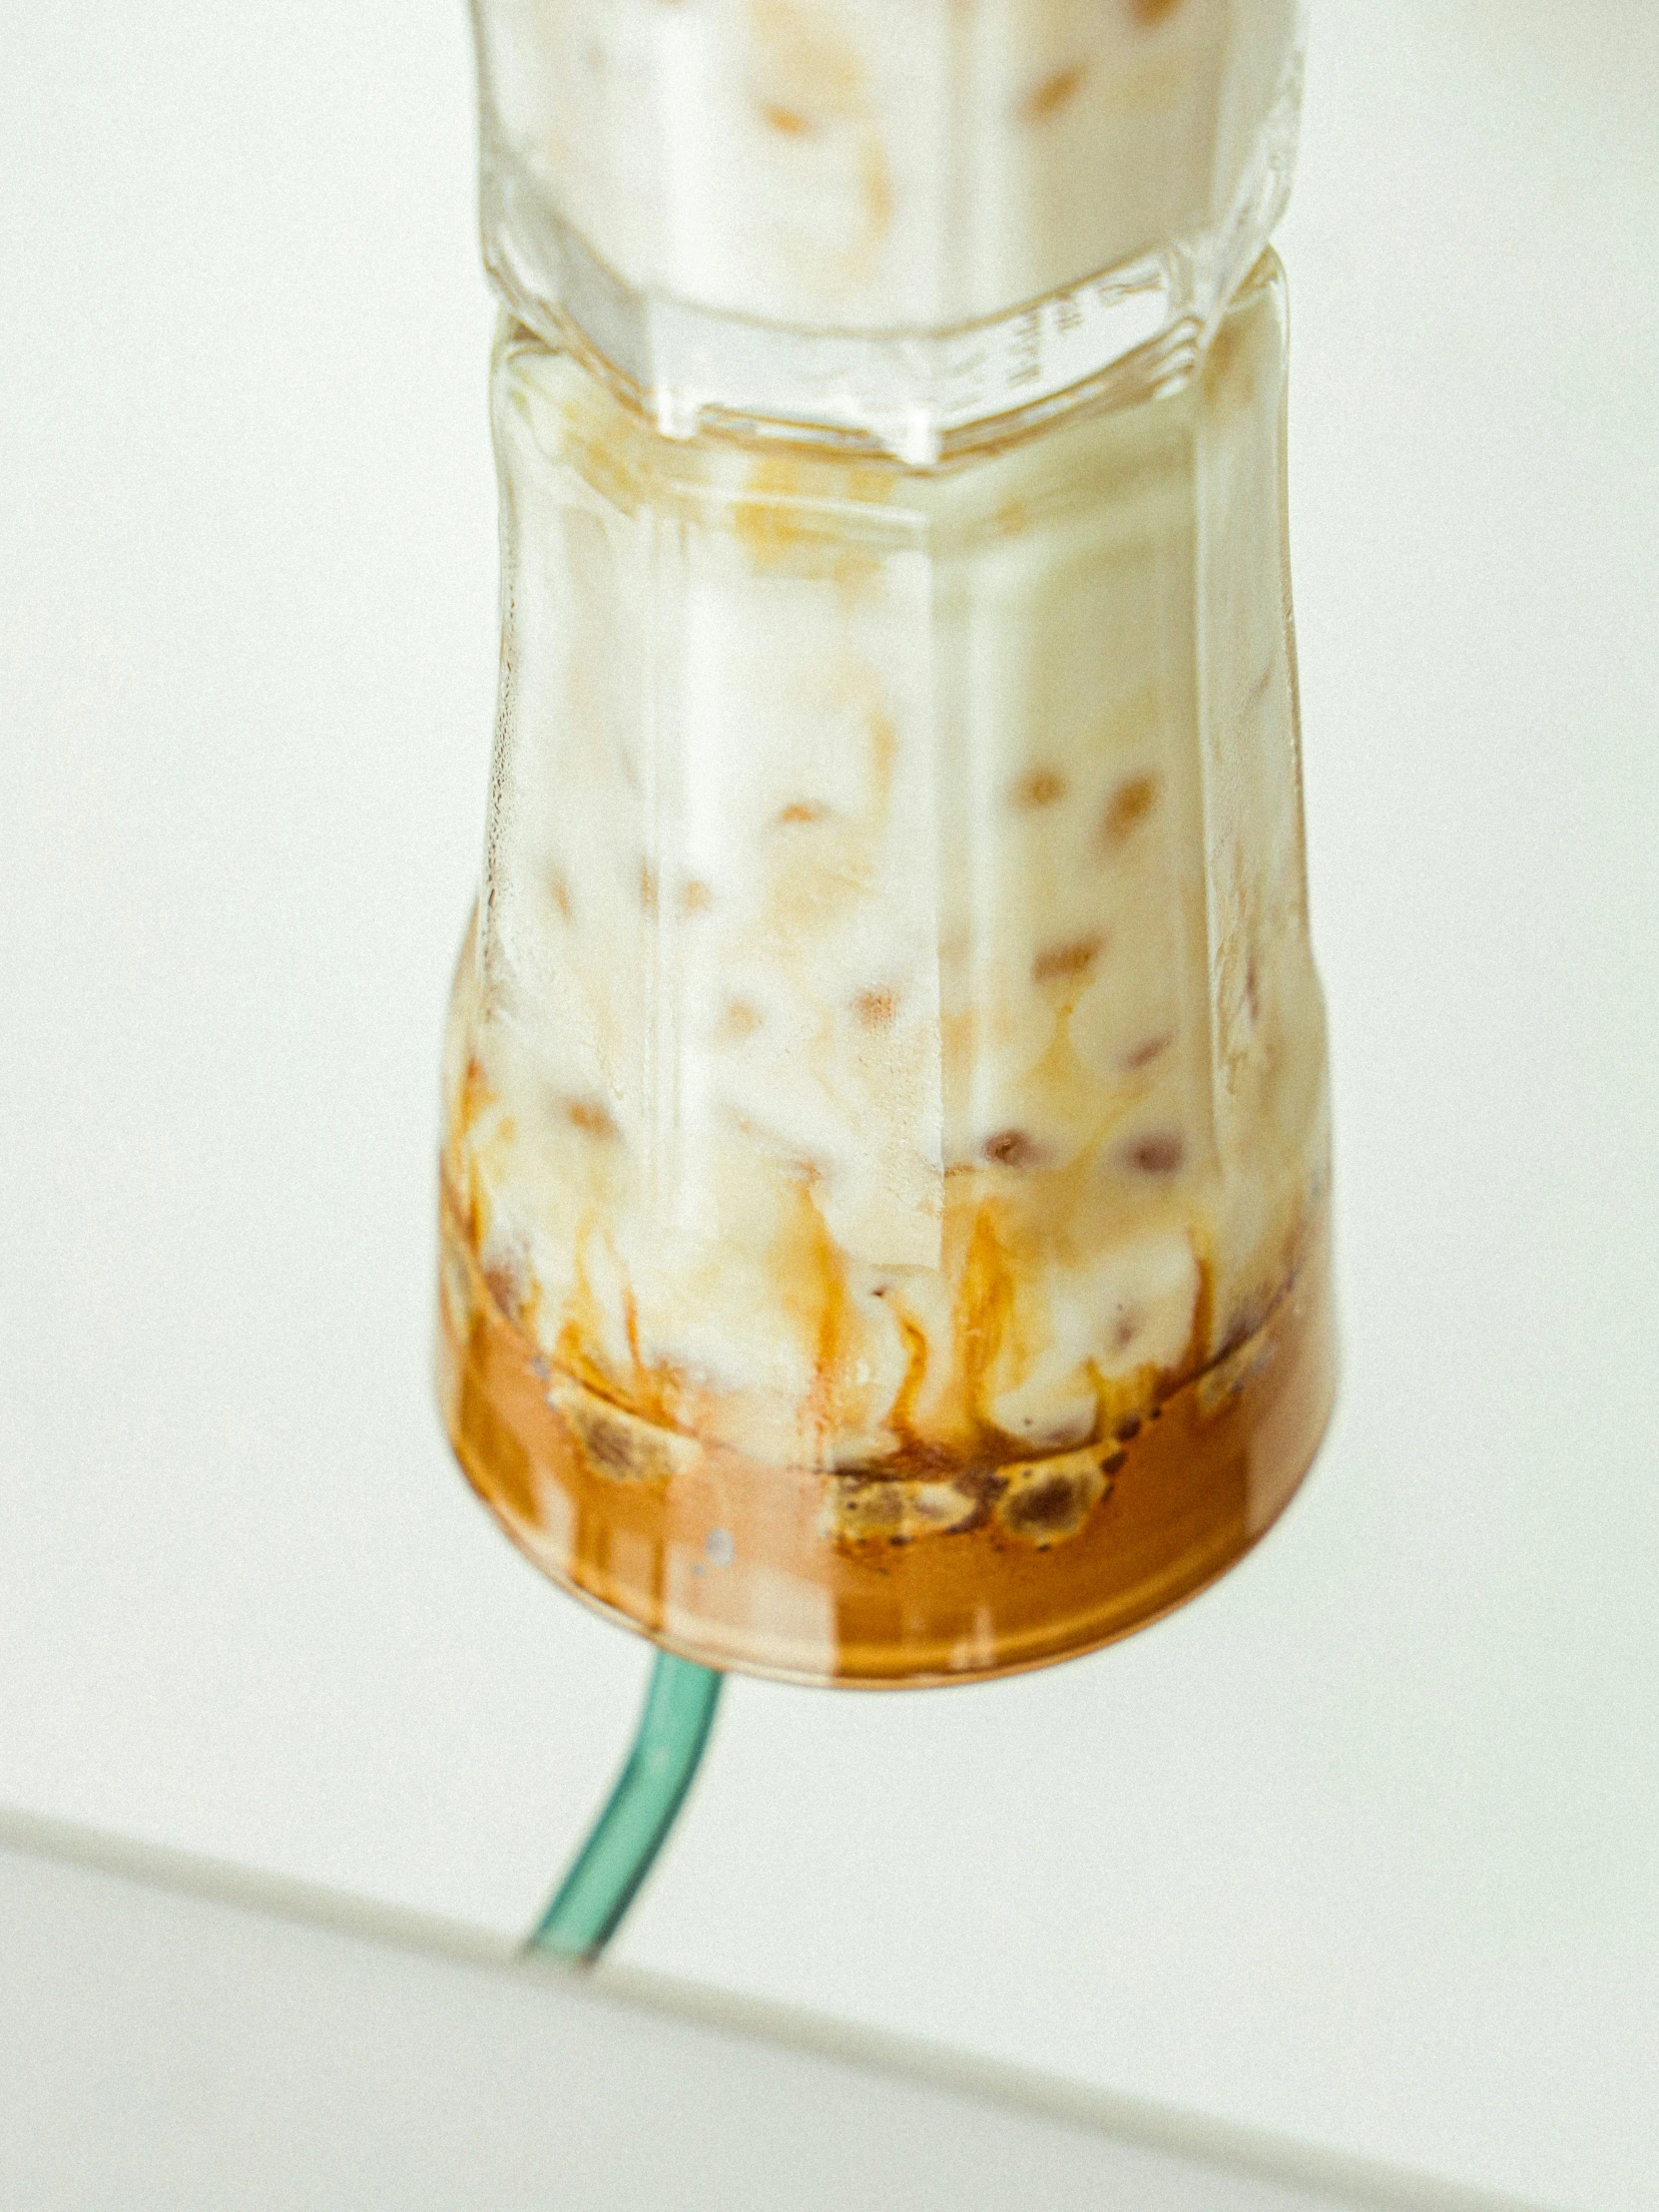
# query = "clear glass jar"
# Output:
<box><xmin>471</xmin><ymin>0</ymin><xmax>1307</xmax><ymax>459</ymax></box>
<box><xmin>436</xmin><ymin>252</ymin><xmax>1334</xmax><ymax>1685</ymax></box>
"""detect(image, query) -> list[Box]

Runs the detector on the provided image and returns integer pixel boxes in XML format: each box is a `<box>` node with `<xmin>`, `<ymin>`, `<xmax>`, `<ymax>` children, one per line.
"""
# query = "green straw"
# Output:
<box><xmin>527</xmin><ymin>1650</ymin><xmax>725</xmax><ymax>1962</ymax></box>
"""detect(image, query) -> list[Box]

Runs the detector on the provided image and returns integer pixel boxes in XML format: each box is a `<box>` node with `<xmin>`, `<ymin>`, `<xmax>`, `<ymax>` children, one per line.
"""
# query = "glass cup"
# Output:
<box><xmin>436</xmin><ymin>251</ymin><xmax>1334</xmax><ymax>1685</ymax></box>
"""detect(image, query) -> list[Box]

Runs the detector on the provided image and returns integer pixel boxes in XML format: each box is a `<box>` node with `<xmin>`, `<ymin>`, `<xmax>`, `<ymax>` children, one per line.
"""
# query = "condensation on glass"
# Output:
<box><xmin>471</xmin><ymin>0</ymin><xmax>1307</xmax><ymax>461</ymax></box>
<box><xmin>435</xmin><ymin>242</ymin><xmax>1335</xmax><ymax>1687</ymax></box>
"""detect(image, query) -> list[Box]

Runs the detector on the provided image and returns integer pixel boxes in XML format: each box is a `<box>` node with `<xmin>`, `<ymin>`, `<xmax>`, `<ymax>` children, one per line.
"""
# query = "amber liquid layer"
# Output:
<box><xmin>436</xmin><ymin>1176</ymin><xmax>1335</xmax><ymax>1687</ymax></box>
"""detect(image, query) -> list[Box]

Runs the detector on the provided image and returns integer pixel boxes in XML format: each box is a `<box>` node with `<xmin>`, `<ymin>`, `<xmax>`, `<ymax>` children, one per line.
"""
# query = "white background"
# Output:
<box><xmin>3</xmin><ymin>4</ymin><xmax>1657</xmax><ymax>2209</ymax></box>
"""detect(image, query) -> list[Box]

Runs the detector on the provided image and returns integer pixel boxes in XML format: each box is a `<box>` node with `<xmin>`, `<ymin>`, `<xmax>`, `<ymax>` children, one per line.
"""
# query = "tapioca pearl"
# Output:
<box><xmin>1007</xmin><ymin>767</ymin><xmax>1069</xmax><ymax>812</ymax></box>
<box><xmin>995</xmin><ymin>1455</ymin><xmax>1109</xmax><ymax>1546</ymax></box>
<box><xmin>717</xmin><ymin>999</ymin><xmax>765</xmax><ymax>1044</ymax></box>
<box><xmin>1122</xmin><ymin>1033</ymin><xmax>1174</xmax><ymax>1071</ymax></box>
<box><xmin>566</xmin><ymin>1097</ymin><xmax>621</xmax><ymax>1141</ymax></box>
<box><xmin>1121</xmin><ymin>1130</ymin><xmax>1185</xmax><ymax>1177</ymax></box>
<box><xmin>841</xmin><ymin>1473</ymin><xmax>909</xmax><ymax>1539</ymax></box>
<box><xmin>1016</xmin><ymin>62</ymin><xmax>1090</xmax><ymax>128</ymax></box>
<box><xmin>1100</xmin><ymin>772</ymin><xmax>1162</xmax><ymax>851</ymax></box>
<box><xmin>1031</xmin><ymin>933</ymin><xmax>1104</xmax><ymax>986</ymax></box>
<box><xmin>552</xmin><ymin>1382</ymin><xmax>699</xmax><ymax>1487</ymax></box>
<box><xmin>982</xmin><ymin>1128</ymin><xmax>1046</xmax><ymax>1170</ymax></box>
<box><xmin>852</xmin><ymin>985</ymin><xmax>897</xmax><ymax>1028</ymax></box>
<box><xmin>760</xmin><ymin>100</ymin><xmax>814</xmax><ymax>137</ymax></box>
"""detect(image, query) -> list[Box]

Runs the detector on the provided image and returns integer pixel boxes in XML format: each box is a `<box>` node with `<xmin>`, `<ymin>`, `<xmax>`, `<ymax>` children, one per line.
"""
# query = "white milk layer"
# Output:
<box><xmin>444</xmin><ymin>254</ymin><xmax>1328</xmax><ymax>1473</ymax></box>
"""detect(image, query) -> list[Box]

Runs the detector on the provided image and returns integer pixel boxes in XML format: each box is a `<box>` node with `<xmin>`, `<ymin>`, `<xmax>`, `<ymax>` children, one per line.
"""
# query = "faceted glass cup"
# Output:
<box><xmin>437</xmin><ymin>253</ymin><xmax>1334</xmax><ymax>1685</ymax></box>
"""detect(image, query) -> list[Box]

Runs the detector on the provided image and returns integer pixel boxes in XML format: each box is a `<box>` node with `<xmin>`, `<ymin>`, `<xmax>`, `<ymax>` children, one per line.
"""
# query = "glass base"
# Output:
<box><xmin>436</xmin><ymin>1180</ymin><xmax>1335</xmax><ymax>1688</ymax></box>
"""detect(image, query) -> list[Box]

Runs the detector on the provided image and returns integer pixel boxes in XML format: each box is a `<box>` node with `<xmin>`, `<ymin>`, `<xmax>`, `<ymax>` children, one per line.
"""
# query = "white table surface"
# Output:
<box><xmin>0</xmin><ymin>1812</ymin><xmax>1526</xmax><ymax>2212</ymax></box>
<box><xmin>3</xmin><ymin>4</ymin><xmax>1656</xmax><ymax>2209</ymax></box>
